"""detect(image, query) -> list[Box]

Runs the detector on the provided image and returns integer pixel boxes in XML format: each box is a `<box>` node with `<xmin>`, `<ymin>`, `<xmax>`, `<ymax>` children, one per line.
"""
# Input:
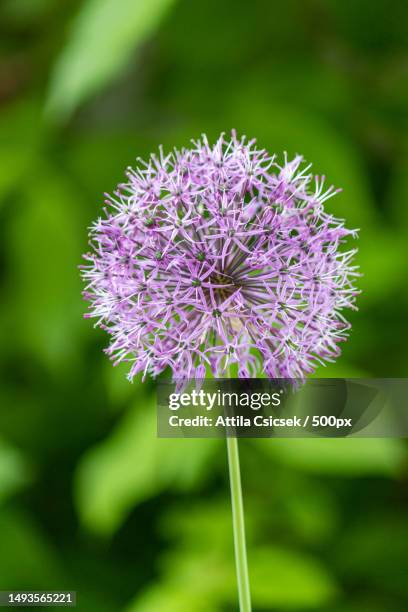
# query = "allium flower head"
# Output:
<box><xmin>82</xmin><ymin>132</ymin><xmax>359</xmax><ymax>380</ymax></box>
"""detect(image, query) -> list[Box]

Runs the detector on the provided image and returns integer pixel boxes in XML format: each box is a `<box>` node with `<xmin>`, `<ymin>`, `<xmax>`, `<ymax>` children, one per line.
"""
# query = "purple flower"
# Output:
<box><xmin>81</xmin><ymin>132</ymin><xmax>359</xmax><ymax>381</ymax></box>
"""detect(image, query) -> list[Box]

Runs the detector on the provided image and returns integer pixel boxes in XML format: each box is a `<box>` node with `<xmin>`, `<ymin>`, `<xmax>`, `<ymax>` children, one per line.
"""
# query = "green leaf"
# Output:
<box><xmin>0</xmin><ymin>438</ymin><xmax>31</xmax><ymax>505</ymax></box>
<box><xmin>127</xmin><ymin>541</ymin><xmax>337</xmax><ymax>611</ymax></box>
<box><xmin>126</xmin><ymin>546</ymin><xmax>229</xmax><ymax>611</ymax></box>
<box><xmin>281</xmin><ymin>480</ymin><xmax>339</xmax><ymax>544</ymax></box>
<box><xmin>357</xmin><ymin>230</ymin><xmax>407</xmax><ymax>303</ymax></box>
<box><xmin>0</xmin><ymin>100</ymin><xmax>41</xmax><ymax>205</ymax></box>
<box><xmin>336</xmin><ymin>516</ymin><xmax>408</xmax><ymax>598</ymax></box>
<box><xmin>256</xmin><ymin>438</ymin><xmax>406</xmax><ymax>477</ymax></box>
<box><xmin>387</xmin><ymin>155</ymin><xmax>408</xmax><ymax>229</ymax></box>
<box><xmin>0</xmin><ymin>509</ymin><xmax>64</xmax><ymax>589</ymax></box>
<box><xmin>1</xmin><ymin>0</ymin><xmax>55</xmax><ymax>24</ymax></box>
<box><xmin>6</xmin><ymin>165</ymin><xmax>84</xmax><ymax>372</ymax></box>
<box><xmin>250</xmin><ymin>546</ymin><xmax>338</xmax><ymax>608</ymax></box>
<box><xmin>104</xmin><ymin>361</ymin><xmax>143</xmax><ymax>408</ymax></box>
<box><xmin>127</xmin><ymin>495</ymin><xmax>339</xmax><ymax>610</ymax></box>
<box><xmin>312</xmin><ymin>361</ymin><xmax>371</xmax><ymax>378</ymax></box>
<box><xmin>75</xmin><ymin>393</ymin><xmax>220</xmax><ymax>534</ymax></box>
<box><xmin>125</xmin><ymin>585</ymin><xmax>217</xmax><ymax>612</ymax></box>
<box><xmin>0</xmin><ymin>145</ymin><xmax>32</xmax><ymax>204</ymax></box>
<box><xmin>46</xmin><ymin>0</ymin><xmax>177</xmax><ymax>121</ymax></box>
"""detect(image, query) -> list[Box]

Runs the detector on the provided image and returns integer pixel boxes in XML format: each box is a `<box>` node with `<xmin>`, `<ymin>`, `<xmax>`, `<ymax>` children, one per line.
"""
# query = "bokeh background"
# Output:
<box><xmin>1</xmin><ymin>0</ymin><xmax>408</xmax><ymax>610</ymax></box>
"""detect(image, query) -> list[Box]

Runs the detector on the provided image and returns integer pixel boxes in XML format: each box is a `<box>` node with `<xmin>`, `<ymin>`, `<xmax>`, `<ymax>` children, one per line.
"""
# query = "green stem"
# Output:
<box><xmin>227</xmin><ymin>435</ymin><xmax>252</xmax><ymax>612</ymax></box>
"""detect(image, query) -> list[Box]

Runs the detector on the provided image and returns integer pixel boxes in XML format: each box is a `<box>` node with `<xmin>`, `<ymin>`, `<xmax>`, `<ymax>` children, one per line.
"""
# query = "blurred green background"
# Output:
<box><xmin>0</xmin><ymin>0</ymin><xmax>407</xmax><ymax>610</ymax></box>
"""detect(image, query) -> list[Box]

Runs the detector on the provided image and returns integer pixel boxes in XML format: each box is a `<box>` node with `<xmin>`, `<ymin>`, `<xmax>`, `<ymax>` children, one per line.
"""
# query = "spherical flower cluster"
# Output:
<box><xmin>82</xmin><ymin>132</ymin><xmax>359</xmax><ymax>380</ymax></box>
